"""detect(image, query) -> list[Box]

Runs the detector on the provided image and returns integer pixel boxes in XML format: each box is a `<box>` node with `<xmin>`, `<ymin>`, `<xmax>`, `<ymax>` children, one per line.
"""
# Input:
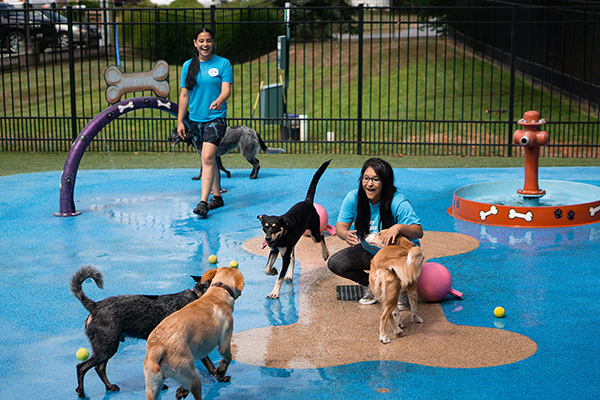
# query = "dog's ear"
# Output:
<box><xmin>191</xmin><ymin>275</ymin><xmax>202</xmax><ymax>282</ymax></box>
<box><xmin>257</xmin><ymin>214</ymin><xmax>265</xmax><ymax>222</ymax></box>
<box><xmin>200</xmin><ymin>268</ymin><xmax>218</xmax><ymax>284</ymax></box>
<box><xmin>191</xmin><ymin>278</ymin><xmax>210</xmax><ymax>296</ymax></box>
<box><xmin>233</xmin><ymin>270</ymin><xmax>245</xmax><ymax>296</ymax></box>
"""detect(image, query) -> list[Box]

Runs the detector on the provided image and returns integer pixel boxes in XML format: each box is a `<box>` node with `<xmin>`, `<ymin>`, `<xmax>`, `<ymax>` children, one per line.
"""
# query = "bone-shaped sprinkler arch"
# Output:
<box><xmin>54</xmin><ymin>97</ymin><xmax>185</xmax><ymax>217</ymax></box>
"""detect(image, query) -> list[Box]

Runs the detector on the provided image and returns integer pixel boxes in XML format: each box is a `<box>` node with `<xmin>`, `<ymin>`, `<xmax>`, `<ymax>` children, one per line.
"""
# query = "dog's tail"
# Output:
<box><xmin>390</xmin><ymin>246</ymin><xmax>425</xmax><ymax>286</ymax></box>
<box><xmin>256</xmin><ymin>130</ymin><xmax>285</xmax><ymax>154</ymax></box>
<box><xmin>70</xmin><ymin>265</ymin><xmax>103</xmax><ymax>313</ymax></box>
<box><xmin>144</xmin><ymin>343</ymin><xmax>167</xmax><ymax>377</ymax></box>
<box><xmin>305</xmin><ymin>159</ymin><xmax>332</xmax><ymax>204</ymax></box>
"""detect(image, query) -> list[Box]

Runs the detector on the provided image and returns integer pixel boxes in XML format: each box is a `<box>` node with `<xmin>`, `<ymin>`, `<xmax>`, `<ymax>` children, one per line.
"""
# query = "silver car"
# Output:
<box><xmin>42</xmin><ymin>9</ymin><xmax>100</xmax><ymax>49</ymax></box>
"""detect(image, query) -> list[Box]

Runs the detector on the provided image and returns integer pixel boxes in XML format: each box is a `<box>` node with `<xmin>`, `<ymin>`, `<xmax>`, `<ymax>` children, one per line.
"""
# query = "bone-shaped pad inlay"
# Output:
<box><xmin>104</xmin><ymin>60</ymin><xmax>170</xmax><ymax>104</ymax></box>
<box><xmin>479</xmin><ymin>205</ymin><xmax>498</xmax><ymax>221</ymax></box>
<box><xmin>590</xmin><ymin>204</ymin><xmax>600</xmax><ymax>217</ymax></box>
<box><xmin>508</xmin><ymin>208</ymin><xmax>533</xmax><ymax>222</ymax></box>
<box><xmin>233</xmin><ymin>232</ymin><xmax>537</xmax><ymax>369</ymax></box>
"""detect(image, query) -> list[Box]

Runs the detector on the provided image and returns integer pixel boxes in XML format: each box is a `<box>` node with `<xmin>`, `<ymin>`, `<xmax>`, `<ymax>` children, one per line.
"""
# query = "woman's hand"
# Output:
<box><xmin>177</xmin><ymin>122</ymin><xmax>187</xmax><ymax>139</ymax></box>
<box><xmin>383</xmin><ymin>223</ymin><xmax>424</xmax><ymax>245</ymax></box>
<box><xmin>336</xmin><ymin>222</ymin><xmax>359</xmax><ymax>246</ymax></box>
<box><xmin>381</xmin><ymin>225</ymin><xmax>402</xmax><ymax>246</ymax></box>
<box><xmin>344</xmin><ymin>229</ymin><xmax>359</xmax><ymax>246</ymax></box>
<box><xmin>209</xmin><ymin>100</ymin><xmax>221</xmax><ymax>110</ymax></box>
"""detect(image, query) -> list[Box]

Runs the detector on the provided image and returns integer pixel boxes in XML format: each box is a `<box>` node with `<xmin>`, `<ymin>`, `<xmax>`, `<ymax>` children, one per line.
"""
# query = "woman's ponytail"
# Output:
<box><xmin>186</xmin><ymin>47</ymin><xmax>200</xmax><ymax>89</ymax></box>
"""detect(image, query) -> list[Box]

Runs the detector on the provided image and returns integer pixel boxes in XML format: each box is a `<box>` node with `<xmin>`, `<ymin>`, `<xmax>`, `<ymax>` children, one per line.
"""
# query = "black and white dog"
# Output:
<box><xmin>257</xmin><ymin>160</ymin><xmax>331</xmax><ymax>299</ymax></box>
<box><xmin>70</xmin><ymin>265</ymin><xmax>215</xmax><ymax>399</ymax></box>
<box><xmin>169</xmin><ymin>125</ymin><xmax>284</xmax><ymax>179</ymax></box>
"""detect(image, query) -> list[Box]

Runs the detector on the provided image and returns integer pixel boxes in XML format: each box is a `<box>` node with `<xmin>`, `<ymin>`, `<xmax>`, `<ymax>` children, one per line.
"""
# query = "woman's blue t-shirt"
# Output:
<box><xmin>337</xmin><ymin>189</ymin><xmax>422</xmax><ymax>254</ymax></box>
<box><xmin>180</xmin><ymin>54</ymin><xmax>233</xmax><ymax>123</ymax></box>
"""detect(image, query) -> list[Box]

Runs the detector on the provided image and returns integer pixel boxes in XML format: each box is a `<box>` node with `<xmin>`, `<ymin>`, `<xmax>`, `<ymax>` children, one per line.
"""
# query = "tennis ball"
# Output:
<box><xmin>208</xmin><ymin>255</ymin><xmax>218</xmax><ymax>264</ymax></box>
<box><xmin>229</xmin><ymin>260</ymin><xmax>239</xmax><ymax>268</ymax></box>
<box><xmin>76</xmin><ymin>348</ymin><xmax>89</xmax><ymax>361</ymax></box>
<box><xmin>494</xmin><ymin>306</ymin><xmax>505</xmax><ymax>318</ymax></box>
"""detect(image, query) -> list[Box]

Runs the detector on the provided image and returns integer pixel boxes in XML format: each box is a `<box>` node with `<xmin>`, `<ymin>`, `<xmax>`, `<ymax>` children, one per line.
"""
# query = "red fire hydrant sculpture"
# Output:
<box><xmin>513</xmin><ymin>110</ymin><xmax>549</xmax><ymax>198</ymax></box>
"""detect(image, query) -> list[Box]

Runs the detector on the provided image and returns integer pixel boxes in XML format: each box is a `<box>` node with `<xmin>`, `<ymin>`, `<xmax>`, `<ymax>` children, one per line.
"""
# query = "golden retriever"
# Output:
<box><xmin>143</xmin><ymin>267</ymin><xmax>244</xmax><ymax>400</ymax></box>
<box><xmin>366</xmin><ymin>230</ymin><xmax>425</xmax><ymax>344</ymax></box>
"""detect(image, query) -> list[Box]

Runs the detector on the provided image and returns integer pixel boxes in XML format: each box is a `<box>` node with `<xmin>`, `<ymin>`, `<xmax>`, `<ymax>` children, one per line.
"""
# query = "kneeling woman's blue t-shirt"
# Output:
<box><xmin>180</xmin><ymin>54</ymin><xmax>233</xmax><ymax>123</ymax></box>
<box><xmin>337</xmin><ymin>189</ymin><xmax>421</xmax><ymax>254</ymax></box>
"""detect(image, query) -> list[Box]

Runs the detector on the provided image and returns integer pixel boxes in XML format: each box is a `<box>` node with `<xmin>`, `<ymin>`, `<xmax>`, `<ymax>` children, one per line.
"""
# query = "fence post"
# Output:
<box><xmin>210</xmin><ymin>5</ymin><xmax>216</xmax><ymax>35</ymax></box>
<box><xmin>507</xmin><ymin>4</ymin><xmax>518</xmax><ymax>157</ymax></box>
<box><xmin>67</xmin><ymin>6</ymin><xmax>78</xmax><ymax>141</ymax></box>
<box><xmin>357</xmin><ymin>4</ymin><xmax>364</xmax><ymax>155</ymax></box>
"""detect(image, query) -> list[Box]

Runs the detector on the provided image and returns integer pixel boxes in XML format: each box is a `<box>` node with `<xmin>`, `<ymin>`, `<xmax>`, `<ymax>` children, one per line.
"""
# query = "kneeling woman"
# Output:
<box><xmin>327</xmin><ymin>157</ymin><xmax>423</xmax><ymax>306</ymax></box>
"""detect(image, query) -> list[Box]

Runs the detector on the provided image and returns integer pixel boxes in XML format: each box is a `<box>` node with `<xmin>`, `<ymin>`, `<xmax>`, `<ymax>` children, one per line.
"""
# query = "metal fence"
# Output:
<box><xmin>1</xmin><ymin>2</ymin><xmax>599</xmax><ymax>158</ymax></box>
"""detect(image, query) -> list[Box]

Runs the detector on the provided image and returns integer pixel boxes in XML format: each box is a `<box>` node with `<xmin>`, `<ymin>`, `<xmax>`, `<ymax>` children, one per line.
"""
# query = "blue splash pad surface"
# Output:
<box><xmin>1</xmin><ymin>166</ymin><xmax>599</xmax><ymax>399</ymax></box>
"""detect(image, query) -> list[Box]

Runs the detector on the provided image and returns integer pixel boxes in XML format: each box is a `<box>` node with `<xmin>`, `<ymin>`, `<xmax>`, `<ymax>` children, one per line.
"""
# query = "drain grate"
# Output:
<box><xmin>336</xmin><ymin>285</ymin><xmax>364</xmax><ymax>301</ymax></box>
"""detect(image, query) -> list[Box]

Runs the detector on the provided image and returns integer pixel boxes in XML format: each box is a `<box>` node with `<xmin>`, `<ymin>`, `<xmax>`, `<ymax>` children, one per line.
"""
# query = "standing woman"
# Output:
<box><xmin>327</xmin><ymin>158</ymin><xmax>423</xmax><ymax>306</ymax></box>
<box><xmin>177</xmin><ymin>28</ymin><xmax>233</xmax><ymax>217</ymax></box>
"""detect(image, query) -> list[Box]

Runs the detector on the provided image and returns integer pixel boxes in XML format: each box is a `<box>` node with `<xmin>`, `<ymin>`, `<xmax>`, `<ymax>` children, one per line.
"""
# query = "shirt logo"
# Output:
<box><xmin>208</xmin><ymin>68</ymin><xmax>219</xmax><ymax>77</ymax></box>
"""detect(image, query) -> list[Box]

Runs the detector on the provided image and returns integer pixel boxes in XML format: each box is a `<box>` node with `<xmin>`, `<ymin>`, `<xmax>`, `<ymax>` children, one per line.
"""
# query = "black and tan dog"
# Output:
<box><xmin>169</xmin><ymin>125</ymin><xmax>284</xmax><ymax>179</ymax></box>
<box><xmin>144</xmin><ymin>266</ymin><xmax>245</xmax><ymax>400</ymax></box>
<box><xmin>257</xmin><ymin>160</ymin><xmax>331</xmax><ymax>299</ymax></box>
<box><xmin>365</xmin><ymin>231</ymin><xmax>425</xmax><ymax>344</ymax></box>
<box><xmin>70</xmin><ymin>265</ymin><xmax>215</xmax><ymax>398</ymax></box>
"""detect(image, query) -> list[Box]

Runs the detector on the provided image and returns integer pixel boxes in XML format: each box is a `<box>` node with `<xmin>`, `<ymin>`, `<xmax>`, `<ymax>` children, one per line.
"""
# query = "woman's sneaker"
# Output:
<box><xmin>397</xmin><ymin>291</ymin><xmax>410</xmax><ymax>311</ymax></box>
<box><xmin>193</xmin><ymin>201</ymin><xmax>209</xmax><ymax>217</ymax></box>
<box><xmin>207</xmin><ymin>195</ymin><xmax>224</xmax><ymax>210</ymax></box>
<box><xmin>359</xmin><ymin>286</ymin><xmax>378</xmax><ymax>305</ymax></box>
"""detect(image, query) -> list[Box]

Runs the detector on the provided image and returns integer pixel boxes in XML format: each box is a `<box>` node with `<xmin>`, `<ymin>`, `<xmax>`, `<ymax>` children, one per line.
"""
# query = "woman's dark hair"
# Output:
<box><xmin>185</xmin><ymin>28</ymin><xmax>215</xmax><ymax>90</ymax></box>
<box><xmin>355</xmin><ymin>158</ymin><xmax>396</xmax><ymax>239</ymax></box>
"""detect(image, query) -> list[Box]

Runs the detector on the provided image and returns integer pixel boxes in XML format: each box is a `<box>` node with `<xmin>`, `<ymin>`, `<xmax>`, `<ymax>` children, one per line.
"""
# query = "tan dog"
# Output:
<box><xmin>144</xmin><ymin>267</ymin><xmax>244</xmax><ymax>400</ymax></box>
<box><xmin>366</xmin><ymin>230</ymin><xmax>425</xmax><ymax>344</ymax></box>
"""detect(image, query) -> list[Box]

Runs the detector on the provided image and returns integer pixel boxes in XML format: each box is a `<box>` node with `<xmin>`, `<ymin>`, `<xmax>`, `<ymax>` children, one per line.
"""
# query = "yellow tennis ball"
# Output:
<box><xmin>76</xmin><ymin>348</ymin><xmax>89</xmax><ymax>361</ymax></box>
<box><xmin>229</xmin><ymin>260</ymin><xmax>239</xmax><ymax>268</ymax></box>
<box><xmin>494</xmin><ymin>306</ymin><xmax>505</xmax><ymax>318</ymax></box>
<box><xmin>208</xmin><ymin>255</ymin><xmax>218</xmax><ymax>264</ymax></box>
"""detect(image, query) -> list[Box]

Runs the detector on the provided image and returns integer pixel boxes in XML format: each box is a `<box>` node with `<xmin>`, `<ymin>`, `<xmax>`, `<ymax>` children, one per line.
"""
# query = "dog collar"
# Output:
<box><xmin>211</xmin><ymin>282</ymin><xmax>238</xmax><ymax>299</ymax></box>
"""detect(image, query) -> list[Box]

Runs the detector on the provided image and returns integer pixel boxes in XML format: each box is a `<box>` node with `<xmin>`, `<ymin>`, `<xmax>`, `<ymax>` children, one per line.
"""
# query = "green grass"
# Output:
<box><xmin>1</xmin><ymin>151</ymin><xmax>596</xmax><ymax>177</ymax></box>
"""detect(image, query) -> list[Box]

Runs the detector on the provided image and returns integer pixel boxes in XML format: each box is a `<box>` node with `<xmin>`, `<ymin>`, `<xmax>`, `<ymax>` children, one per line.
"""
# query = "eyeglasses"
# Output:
<box><xmin>361</xmin><ymin>175</ymin><xmax>381</xmax><ymax>185</ymax></box>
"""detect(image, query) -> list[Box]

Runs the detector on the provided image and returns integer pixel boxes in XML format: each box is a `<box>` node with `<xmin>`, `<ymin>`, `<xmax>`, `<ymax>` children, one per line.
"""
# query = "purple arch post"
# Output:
<box><xmin>54</xmin><ymin>97</ymin><xmax>185</xmax><ymax>217</ymax></box>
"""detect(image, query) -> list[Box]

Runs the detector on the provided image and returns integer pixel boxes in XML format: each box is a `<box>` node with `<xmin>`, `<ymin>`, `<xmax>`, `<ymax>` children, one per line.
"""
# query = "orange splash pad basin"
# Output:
<box><xmin>449</xmin><ymin>180</ymin><xmax>600</xmax><ymax>228</ymax></box>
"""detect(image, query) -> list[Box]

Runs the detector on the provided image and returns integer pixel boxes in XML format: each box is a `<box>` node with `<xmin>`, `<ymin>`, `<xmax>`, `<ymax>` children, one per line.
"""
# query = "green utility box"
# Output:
<box><xmin>259</xmin><ymin>83</ymin><xmax>284</xmax><ymax>124</ymax></box>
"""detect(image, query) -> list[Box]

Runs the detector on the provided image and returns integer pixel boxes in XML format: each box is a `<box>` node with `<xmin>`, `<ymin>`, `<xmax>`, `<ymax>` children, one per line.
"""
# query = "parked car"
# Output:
<box><xmin>0</xmin><ymin>0</ymin><xmax>57</xmax><ymax>9</ymax></box>
<box><xmin>0</xmin><ymin>3</ymin><xmax>56</xmax><ymax>53</ymax></box>
<box><xmin>42</xmin><ymin>9</ymin><xmax>100</xmax><ymax>49</ymax></box>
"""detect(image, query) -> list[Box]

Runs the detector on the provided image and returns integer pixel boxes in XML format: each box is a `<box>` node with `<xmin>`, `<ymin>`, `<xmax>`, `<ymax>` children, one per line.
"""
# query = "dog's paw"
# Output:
<box><xmin>106</xmin><ymin>383</ymin><xmax>120</xmax><ymax>392</ymax></box>
<box><xmin>267</xmin><ymin>292</ymin><xmax>280</xmax><ymax>299</ymax></box>
<box><xmin>413</xmin><ymin>314</ymin><xmax>424</xmax><ymax>324</ymax></box>
<box><xmin>283</xmin><ymin>276</ymin><xmax>293</xmax><ymax>282</ymax></box>
<box><xmin>216</xmin><ymin>374</ymin><xmax>231</xmax><ymax>382</ymax></box>
<box><xmin>380</xmin><ymin>335</ymin><xmax>391</xmax><ymax>344</ymax></box>
<box><xmin>392</xmin><ymin>324</ymin><xmax>403</xmax><ymax>336</ymax></box>
<box><xmin>265</xmin><ymin>267</ymin><xmax>278</xmax><ymax>276</ymax></box>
